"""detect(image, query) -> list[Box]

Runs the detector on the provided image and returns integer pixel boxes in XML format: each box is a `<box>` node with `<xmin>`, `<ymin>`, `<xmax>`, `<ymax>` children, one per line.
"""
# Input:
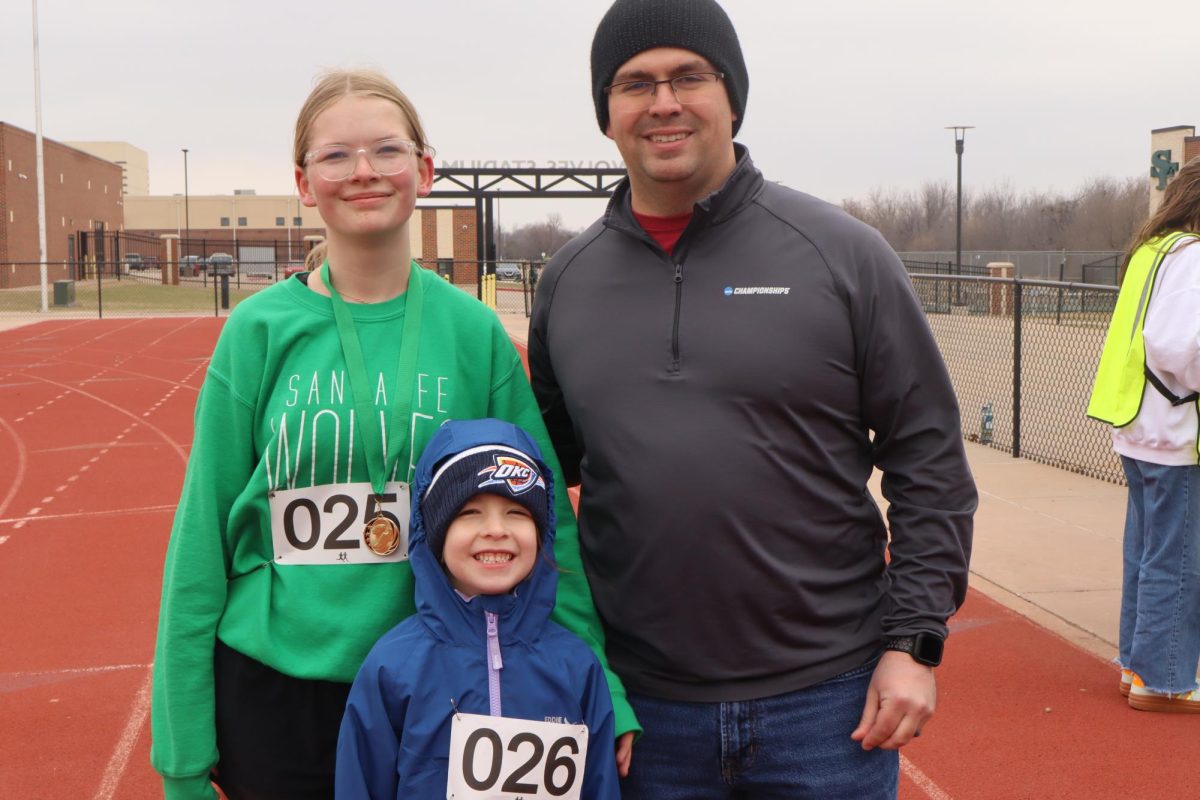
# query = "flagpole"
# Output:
<box><xmin>32</xmin><ymin>0</ymin><xmax>49</xmax><ymax>312</ymax></box>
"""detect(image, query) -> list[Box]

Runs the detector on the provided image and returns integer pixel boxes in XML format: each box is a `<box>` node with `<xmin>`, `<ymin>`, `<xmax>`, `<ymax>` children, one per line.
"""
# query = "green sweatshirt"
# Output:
<box><xmin>150</xmin><ymin>267</ymin><xmax>635</xmax><ymax>799</ymax></box>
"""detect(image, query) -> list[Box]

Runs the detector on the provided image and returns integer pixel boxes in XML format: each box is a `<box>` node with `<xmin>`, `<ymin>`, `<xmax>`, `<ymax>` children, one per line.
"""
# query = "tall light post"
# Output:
<box><xmin>945</xmin><ymin>126</ymin><xmax>974</xmax><ymax>272</ymax></box>
<box><xmin>32</xmin><ymin>0</ymin><xmax>49</xmax><ymax>311</ymax></box>
<box><xmin>181</xmin><ymin>148</ymin><xmax>190</xmax><ymax>256</ymax></box>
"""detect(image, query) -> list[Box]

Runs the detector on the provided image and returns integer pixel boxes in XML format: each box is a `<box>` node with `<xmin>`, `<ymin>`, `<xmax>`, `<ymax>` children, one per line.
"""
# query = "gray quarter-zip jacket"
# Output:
<box><xmin>529</xmin><ymin>145</ymin><xmax>976</xmax><ymax>702</ymax></box>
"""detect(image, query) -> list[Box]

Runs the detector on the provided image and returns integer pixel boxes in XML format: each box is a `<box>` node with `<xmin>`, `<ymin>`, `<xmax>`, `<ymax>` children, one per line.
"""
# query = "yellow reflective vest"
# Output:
<box><xmin>1088</xmin><ymin>232</ymin><xmax>1200</xmax><ymax>429</ymax></box>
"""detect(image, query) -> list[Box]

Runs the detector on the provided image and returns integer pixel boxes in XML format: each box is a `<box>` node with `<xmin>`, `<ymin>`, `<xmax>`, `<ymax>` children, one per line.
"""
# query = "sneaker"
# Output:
<box><xmin>1120</xmin><ymin>669</ymin><xmax>1133</xmax><ymax>697</ymax></box>
<box><xmin>1128</xmin><ymin>672</ymin><xmax>1200</xmax><ymax>713</ymax></box>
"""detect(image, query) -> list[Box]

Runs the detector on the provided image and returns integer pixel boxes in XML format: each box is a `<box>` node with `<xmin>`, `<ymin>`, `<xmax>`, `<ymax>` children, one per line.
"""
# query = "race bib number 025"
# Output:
<box><xmin>447</xmin><ymin>713</ymin><xmax>588</xmax><ymax>800</ymax></box>
<box><xmin>268</xmin><ymin>481</ymin><xmax>410</xmax><ymax>565</ymax></box>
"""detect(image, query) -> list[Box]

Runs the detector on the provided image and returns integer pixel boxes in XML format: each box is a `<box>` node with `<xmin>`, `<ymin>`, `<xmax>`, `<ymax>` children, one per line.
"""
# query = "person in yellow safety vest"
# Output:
<box><xmin>1087</xmin><ymin>156</ymin><xmax>1200</xmax><ymax>714</ymax></box>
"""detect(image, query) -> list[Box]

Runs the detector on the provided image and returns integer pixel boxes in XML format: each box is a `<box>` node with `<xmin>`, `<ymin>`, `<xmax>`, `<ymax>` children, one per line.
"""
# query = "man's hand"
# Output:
<box><xmin>615</xmin><ymin>731</ymin><xmax>635</xmax><ymax>777</ymax></box>
<box><xmin>850</xmin><ymin>650</ymin><xmax>936</xmax><ymax>750</ymax></box>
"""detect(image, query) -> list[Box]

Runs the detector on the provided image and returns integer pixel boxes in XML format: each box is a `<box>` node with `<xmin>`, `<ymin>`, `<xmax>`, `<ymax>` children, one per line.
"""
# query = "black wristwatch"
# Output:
<box><xmin>884</xmin><ymin>632</ymin><xmax>945</xmax><ymax>667</ymax></box>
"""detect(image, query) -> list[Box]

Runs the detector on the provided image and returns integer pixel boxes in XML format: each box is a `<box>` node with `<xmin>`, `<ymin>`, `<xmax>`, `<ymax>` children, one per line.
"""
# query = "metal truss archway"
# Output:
<box><xmin>429</xmin><ymin>167</ymin><xmax>626</xmax><ymax>282</ymax></box>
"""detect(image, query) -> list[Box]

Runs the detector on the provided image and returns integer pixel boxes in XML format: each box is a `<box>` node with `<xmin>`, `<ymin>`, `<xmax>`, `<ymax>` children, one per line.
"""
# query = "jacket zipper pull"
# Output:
<box><xmin>674</xmin><ymin>263</ymin><xmax>683</xmax><ymax>284</ymax></box>
<box><xmin>486</xmin><ymin>611</ymin><xmax>503</xmax><ymax>717</ymax></box>
<box><xmin>486</xmin><ymin>612</ymin><xmax>503</xmax><ymax>670</ymax></box>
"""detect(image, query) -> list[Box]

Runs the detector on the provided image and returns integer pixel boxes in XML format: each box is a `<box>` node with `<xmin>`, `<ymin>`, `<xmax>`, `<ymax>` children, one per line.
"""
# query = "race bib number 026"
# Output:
<box><xmin>269</xmin><ymin>481</ymin><xmax>410</xmax><ymax>565</ymax></box>
<box><xmin>447</xmin><ymin>713</ymin><xmax>588</xmax><ymax>800</ymax></box>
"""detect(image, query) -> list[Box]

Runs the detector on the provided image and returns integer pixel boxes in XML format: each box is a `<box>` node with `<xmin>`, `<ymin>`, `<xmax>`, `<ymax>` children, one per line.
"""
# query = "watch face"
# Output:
<box><xmin>913</xmin><ymin>633</ymin><xmax>945</xmax><ymax>666</ymax></box>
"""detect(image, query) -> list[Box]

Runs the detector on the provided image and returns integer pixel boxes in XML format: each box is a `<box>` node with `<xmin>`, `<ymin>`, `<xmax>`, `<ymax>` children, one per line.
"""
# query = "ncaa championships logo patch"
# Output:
<box><xmin>724</xmin><ymin>285</ymin><xmax>791</xmax><ymax>296</ymax></box>
<box><xmin>476</xmin><ymin>455</ymin><xmax>545</xmax><ymax>495</ymax></box>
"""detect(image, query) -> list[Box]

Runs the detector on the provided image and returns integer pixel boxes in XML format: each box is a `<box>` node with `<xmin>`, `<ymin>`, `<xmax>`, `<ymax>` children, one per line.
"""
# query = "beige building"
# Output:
<box><xmin>63</xmin><ymin>141</ymin><xmax>149</xmax><ymax>196</ymax></box>
<box><xmin>125</xmin><ymin>192</ymin><xmax>320</xmax><ymax>235</ymax></box>
<box><xmin>1149</xmin><ymin>125</ymin><xmax>1199</xmax><ymax>214</ymax></box>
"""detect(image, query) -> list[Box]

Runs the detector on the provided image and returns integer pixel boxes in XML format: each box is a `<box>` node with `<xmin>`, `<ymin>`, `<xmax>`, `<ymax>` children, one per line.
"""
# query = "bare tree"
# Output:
<box><xmin>500</xmin><ymin>213</ymin><xmax>581</xmax><ymax>260</ymax></box>
<box><xmin>842</xmin><ymin>176</ymin><xmax>1149</xmax><ymax>252</ymax></box>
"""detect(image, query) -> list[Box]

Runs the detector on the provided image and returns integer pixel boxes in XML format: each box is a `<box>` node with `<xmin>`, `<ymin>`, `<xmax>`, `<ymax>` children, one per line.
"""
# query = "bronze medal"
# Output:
<box><xmin>364</xmin><ymin>515</ymin><xmax>400</xmax><ymax>557</ymax></box>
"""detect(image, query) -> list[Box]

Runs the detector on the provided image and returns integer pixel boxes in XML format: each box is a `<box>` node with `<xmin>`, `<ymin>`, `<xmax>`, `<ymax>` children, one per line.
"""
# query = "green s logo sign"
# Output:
<box><xmin>1151</xmin><ymin>150</ymin><xmax>1178</xmax><ymax>191</ymax></box>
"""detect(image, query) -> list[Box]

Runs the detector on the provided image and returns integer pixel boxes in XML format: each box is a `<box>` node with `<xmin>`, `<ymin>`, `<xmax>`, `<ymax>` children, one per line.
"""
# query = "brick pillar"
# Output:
<box><xmin>988</xmin><ymin>262</ymin><xmax>1014</xmax><ymax>316</ymax></box>
<box><xmin>161</xmin><ymin>234</ymin><xmax>179</xmax><ymax>285</ymax></box>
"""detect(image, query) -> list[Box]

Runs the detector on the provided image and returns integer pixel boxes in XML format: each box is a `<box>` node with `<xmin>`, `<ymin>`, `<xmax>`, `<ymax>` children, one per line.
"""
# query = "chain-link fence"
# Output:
<box><xmin>909</xmin><ymin>270</ymin><xmax>1123</xmax><ymax>485</ymax></box>
<box><xmin>0</xmin><ymin>253</ymin><xmax>1124</xmax><ymax>484</ymax></box>
<box><xmin>899</xmin><ymin>250</ymin><xmax>1124</xmax><ymax>281</ymax></box>
<box><xmin>419</xmin><ymin>259</ymin><xmax>542</xmax><ymax>318</ymax></box>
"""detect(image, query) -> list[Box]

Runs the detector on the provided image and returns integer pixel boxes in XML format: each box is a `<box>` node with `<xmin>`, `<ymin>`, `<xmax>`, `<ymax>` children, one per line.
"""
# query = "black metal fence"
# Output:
<box><xmin>0</xmin><ymin>257</ymin><xmax>542</xmax><ymax>320</ymax></box>
<box><xmin>907</xmin><ymin>269</ymin><xmax>1122</xmax><ymax>485</ymax></box>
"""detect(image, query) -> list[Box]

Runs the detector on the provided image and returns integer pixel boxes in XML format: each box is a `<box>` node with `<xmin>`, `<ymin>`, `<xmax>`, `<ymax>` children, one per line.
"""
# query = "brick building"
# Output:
<box><xmin>0</xmin><ymin>122</ymin><xmax>124</xmax><ymax>285</ymax></box>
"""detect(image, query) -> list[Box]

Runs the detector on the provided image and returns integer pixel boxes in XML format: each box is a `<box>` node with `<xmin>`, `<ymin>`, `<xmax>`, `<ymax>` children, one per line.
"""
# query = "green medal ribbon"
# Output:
<box><xmin>322</xmin><ymin>260</ymin><xmax>424</xmax><ymax>495</ymax></box>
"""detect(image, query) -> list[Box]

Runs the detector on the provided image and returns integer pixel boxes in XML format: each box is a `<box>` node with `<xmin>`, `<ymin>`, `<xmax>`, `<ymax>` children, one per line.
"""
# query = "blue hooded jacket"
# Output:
<box><xmin>335</xmin><ymin>418</ymin><xmax>618</xmax><ymax>799</ymax></box>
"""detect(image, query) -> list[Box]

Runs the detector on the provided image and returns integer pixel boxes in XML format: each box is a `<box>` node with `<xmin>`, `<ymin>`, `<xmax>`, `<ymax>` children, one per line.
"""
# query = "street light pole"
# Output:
<box><xmin>182</xmin><ymin>148</ymin><xmax>190</xmax><ymax>256</ymax></box>
<box><xmin>945</xmin><ymin>126</ymin><xmax>974</xmax><ymax>272</ymax></box>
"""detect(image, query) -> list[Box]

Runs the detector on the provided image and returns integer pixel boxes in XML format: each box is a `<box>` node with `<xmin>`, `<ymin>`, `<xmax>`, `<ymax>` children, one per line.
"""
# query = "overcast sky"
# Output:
<box><xmin>1</xmin><ymin>0</ymin><xmax>1195</xmax><ymax>231</ymax></box>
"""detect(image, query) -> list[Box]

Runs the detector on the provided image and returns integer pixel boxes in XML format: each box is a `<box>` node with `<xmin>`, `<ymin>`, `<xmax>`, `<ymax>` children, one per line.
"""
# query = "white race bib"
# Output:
<box><xmin>447</xmin><ymin>713</ymin><xmax>588</xmax><ymax>800</ymax></box>
<box><xmin>268</xmin><ymin>481</ymin><xmax>410</xmax><ymax>565</ymax></box>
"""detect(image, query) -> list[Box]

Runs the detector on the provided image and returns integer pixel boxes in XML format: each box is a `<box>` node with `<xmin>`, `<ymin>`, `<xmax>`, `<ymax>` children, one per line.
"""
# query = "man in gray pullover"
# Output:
<box><xmin>529</xmin><ymin>0</ymin><xmax>977</xmax><ymax>796</ymax></box>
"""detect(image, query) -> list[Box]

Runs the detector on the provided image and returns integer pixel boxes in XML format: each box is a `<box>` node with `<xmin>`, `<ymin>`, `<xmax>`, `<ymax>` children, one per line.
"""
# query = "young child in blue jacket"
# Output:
<box><xmin>335</xmin><ymin>418</ymin><xmax>619</xmax><ymax>799</ymax></box>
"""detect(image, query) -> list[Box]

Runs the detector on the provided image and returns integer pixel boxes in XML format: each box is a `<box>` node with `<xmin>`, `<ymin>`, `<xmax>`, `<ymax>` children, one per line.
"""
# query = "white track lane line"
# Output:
<box><xmin>901</xmin><ymin>754</ymin><xmax>955</xmax><ymax>800</ymax></box>
<box><xmin>0</xmin><ymin>504</ymin><xmax>175</xmax><ymax>526</ymax></box>
<box><xmin>3</xmin><ymin>371</ymin><xmax>188</xmax><ymax>462</ymax></box>
<box><xmin>7</xmin><ymin>663</ymin><xmax>151</xmax><ymax>678</ymax></box>
<box><xmin>0</xmin><ymin>417</ymin><xmax>29</xmax><ymax>518</ymax></box>
<box><xmin>92</xmin><ymin>668</ymin><xmax>153</xmax><ymax>800</ymax></box>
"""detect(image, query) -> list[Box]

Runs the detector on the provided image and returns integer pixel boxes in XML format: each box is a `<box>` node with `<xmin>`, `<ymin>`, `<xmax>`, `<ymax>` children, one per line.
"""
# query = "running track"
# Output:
<box><xmin>0</xmin><ymin>318</ymin><xmax>1193</xmax><ymax>799</ymax></box>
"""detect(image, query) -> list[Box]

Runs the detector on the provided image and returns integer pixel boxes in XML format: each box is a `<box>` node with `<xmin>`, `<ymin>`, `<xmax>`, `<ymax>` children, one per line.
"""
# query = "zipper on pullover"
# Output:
<box><xmin>485</xmin><ymin>611</ymin><xmax>503</xmax><ymax>717</ymax></box>
<box><xmin>671</xmin><ymin>261</ymin><xmax>684</xmax><ymax>372</ymax></box>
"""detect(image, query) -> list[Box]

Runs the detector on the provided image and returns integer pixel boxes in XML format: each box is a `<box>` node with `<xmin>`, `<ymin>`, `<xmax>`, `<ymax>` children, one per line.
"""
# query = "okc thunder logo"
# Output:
<box><xmin>476</xmin><ymin>455</ymin><xmax>546</xmax><ymax>495</ymax></box>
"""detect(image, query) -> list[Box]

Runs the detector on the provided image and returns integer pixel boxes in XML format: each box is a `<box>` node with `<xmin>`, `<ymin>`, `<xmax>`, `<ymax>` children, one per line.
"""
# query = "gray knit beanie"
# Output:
<box><xmin>590</xmin><ymin>0</ymin><xmax>748</xmax><ymax>136</ymax></box>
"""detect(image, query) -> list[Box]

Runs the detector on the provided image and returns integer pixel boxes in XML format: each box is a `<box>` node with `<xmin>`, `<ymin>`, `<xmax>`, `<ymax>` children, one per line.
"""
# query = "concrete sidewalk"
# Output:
<box><xmin>496</xmin><ymin>311</ymin><xmax>1127</xmax><ymax>665</ymax></box>
<box><xmin>948</xmin><ymin>443</ymin><xmax>1123</xmax><ymax>662</ymax></box>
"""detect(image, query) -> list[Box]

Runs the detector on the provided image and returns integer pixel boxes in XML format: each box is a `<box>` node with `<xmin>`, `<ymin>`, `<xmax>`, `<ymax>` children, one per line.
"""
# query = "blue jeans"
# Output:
<box><xmin>620</xmin><ymin>658</ymin><xmax>898</xmax><ymax>799</ymax></box>
<box><xmin>1119</xmin><ymin>456</ymin><xmax>1200</xmax><ymax>693</ymax></box>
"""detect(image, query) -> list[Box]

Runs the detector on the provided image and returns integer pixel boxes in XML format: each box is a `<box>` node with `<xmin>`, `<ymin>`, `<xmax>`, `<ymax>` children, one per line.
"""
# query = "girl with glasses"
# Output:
<box><xmin>149</xmin><ymin>69</ymin><xmax>636</xmax><ymax>800</ymax></box>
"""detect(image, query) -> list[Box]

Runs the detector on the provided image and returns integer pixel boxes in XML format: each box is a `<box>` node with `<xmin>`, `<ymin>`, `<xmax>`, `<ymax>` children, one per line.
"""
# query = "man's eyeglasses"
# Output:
<box><xmin>603</xmin><ymin>72</ymin><xmax>725</xmax><ymax>105</ymax></box>
<box><xmin>303</xmin><ymin>138</ymin><xmax>420</xmax><ymax>182</ymax></box>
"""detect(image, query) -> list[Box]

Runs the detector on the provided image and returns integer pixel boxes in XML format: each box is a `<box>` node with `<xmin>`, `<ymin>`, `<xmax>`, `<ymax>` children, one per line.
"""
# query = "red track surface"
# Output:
<box><xmin>1</xmin><ymin>319</ymin><xmax>1191</xmax><ymax>799</ymax></box>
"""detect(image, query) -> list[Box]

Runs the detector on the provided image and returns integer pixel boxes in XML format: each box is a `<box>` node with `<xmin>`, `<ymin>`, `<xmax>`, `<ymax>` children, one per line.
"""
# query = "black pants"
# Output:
<box><xmin>212</xmin><ymin>640</ymin><xmax>352</xmax><ymax>800</ymax></box>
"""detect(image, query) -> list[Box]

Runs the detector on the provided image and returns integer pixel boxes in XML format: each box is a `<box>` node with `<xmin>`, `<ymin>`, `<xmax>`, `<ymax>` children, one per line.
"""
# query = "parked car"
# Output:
<box><xmin>208</xmin><ymin>253</ymin><xmax>234</xmax><ymax>276</ymax></box>
<box><xmin>282</xmin><ymin>262</ymin><xmax>307</xmax><ymax>279</ymax></box>
<box><xmin>122</xmin><ymin>253</ymin><xmax>145</xmax><ymax>270</ymax></box>
<box><xmin>179</xmin><ymin>255</ymin><xmax>203</xmax><ymax>277</ymax></box>
<box><xmin>494</xmin><ymin>262</ymin><xmax>522</xmax><ymax>281</ymax></box>
<box><xmin>243</xmin><ymin>262</ymin><xmax>277</xmax><ymax>279</ymax></box>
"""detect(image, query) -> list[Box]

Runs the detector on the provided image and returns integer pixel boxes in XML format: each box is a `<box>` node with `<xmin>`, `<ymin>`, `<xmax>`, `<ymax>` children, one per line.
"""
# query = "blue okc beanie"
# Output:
<box><xmin>421</xmin><ymin>444</ymin><xmax>549</xmax><ymax>561</ymax></box>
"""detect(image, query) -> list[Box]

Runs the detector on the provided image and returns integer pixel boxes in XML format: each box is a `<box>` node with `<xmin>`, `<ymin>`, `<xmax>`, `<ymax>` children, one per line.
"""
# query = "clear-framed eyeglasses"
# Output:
<box><xmin>303</xmin><ymin>138</ymin><xmax>420</xmax><ymax>182</ymax></box>
<box><xmin>603</xmin><ymin>72</ymin><xmax>725</xmax><ymax>105</ymax></box>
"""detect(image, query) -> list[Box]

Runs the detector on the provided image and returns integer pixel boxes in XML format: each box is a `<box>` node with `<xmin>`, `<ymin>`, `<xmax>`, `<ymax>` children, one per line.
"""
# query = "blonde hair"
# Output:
<box><xmin>1123</xmin><ymin>156</ymin><xmax>1200</xmax><ymax>281</ymax></box>
<box><xmin>304</xmin><ymin>241</ymin><xmax>327</xmax><ymax>272</ymax></box>
<box><xmin>293</xmin><ymin>69</ymin><xmax>433</xmax><ymax>168</ymax></box>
